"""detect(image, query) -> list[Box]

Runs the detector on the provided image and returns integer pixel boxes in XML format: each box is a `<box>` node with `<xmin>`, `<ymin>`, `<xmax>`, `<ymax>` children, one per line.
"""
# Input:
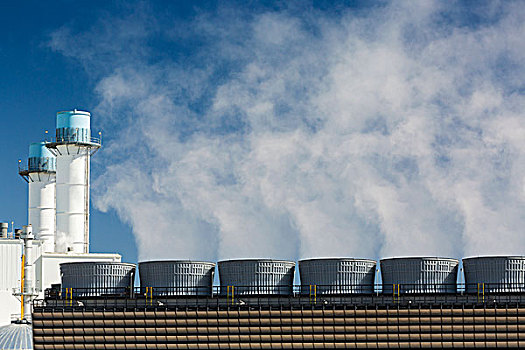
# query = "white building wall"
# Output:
<box><xmin>0</xmin><ymin>240</ymin><xmax>22</xmax><ymax>291</ymax></box>
<box><xmin>0</xmin><ymin>240</ymin><xmax>24</xmax><ymax>326</ymax></box>
<box><xmin>0</xmin><ymin>291</ymin><xmax>21</xmax><ymax>326</ymax></box>
<box><xmin>0</xmin><ymin>237</ymin><xmax>120</xmax><ymax>326</ymax></box>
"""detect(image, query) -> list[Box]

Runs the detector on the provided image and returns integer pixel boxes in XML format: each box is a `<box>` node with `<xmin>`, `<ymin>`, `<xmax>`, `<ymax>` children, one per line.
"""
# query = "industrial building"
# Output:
<box><xmin>31</xmin><ymin>255</ymin><xmax>525</xmax><ymax>349</ymax></box>
<box><xmin>2</xmin><ymin>109</ymin><xmax>525</xmax><ymax>349</ymax></box>
<box><xmin>32</xmin><ymin>305</ymin><xmax>525</xmax><ymax>349</ymax></box>
<box><xmin>0</xmin><ymin>110</ymin><xmax>123</xmax><ymax>349</ymax></box>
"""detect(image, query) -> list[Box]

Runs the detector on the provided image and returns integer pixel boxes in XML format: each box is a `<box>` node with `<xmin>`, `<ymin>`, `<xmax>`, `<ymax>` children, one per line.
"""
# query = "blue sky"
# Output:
<box><xmin>1</xmin><ymin>1</ymin><xmax>524</xmax><ymax>264</ymax></box>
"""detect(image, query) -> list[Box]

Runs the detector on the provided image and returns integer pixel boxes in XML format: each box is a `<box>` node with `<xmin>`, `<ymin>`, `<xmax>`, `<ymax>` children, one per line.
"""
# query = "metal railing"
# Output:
<box><xmin>18</xmin><ymin>164</ymin><xmax>56</xmax><ymax>174</ymax></box>
<box><xmin>49</xmin><ymin>136</ymin><xmax>102</xmax><ymax>145</ymax></box>
<box><xmin>43</xmin><ymin>283</ymin><xmax>525</xmax><ymax>298</ymax></box>
<box><xmin>34</xmin><ymin>283</ymin><xmax>525</xmax><ymax>310</ymax></box>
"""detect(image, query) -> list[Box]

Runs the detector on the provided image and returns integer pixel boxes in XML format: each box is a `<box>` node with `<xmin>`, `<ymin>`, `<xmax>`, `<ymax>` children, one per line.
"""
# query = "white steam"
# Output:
<box><xmin>49</xmin><ymin>1</ymin><xmax>525</xmax><ymax>261</ymax></box>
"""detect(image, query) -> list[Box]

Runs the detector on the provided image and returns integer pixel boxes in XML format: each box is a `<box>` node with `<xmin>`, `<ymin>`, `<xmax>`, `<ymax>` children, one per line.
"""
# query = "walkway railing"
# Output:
<box><xmin>48</xmin><ymin>136</ymin><xmax>102</xmax><ymax>145</ymax></box>
<box><xmin>34</xmin><ymin>283</ymin><xmax>525</xmax><ymax>310</ymax></box>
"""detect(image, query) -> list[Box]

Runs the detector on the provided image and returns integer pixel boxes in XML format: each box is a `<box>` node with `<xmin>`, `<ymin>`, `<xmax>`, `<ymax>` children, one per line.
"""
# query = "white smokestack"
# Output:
<box><xmin>48</xmin><ymin>110</ymin><xmax>101</xmax><ymax>253</ymax></box>
<box><xmin>20</xmin><ymin>142</ymin><xmax>56</xmax><ymax>252</ymax></box>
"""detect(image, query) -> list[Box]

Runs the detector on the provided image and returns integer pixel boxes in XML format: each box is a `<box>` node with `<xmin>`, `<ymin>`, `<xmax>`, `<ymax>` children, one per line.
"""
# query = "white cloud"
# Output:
<box><xmin>50</xmin><ymin>1</ymin><xmax>525</xmax><ymax>261</ymax></box>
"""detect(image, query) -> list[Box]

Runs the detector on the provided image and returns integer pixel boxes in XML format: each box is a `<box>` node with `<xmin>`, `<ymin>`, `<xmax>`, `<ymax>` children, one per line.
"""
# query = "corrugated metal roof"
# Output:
<box><xmin>0</xmin><ymin>323</ymin><xmax>32</xmax><ymax>350</ymax></box>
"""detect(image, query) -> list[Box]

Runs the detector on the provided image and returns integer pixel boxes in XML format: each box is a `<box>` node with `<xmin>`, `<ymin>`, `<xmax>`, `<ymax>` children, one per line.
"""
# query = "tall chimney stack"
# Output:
<box><xmin>46</xmin><ymin>110</ymin><xmax>101</xmax><ymax>253</ymax></box>
<box><xmin>19</xmin><ymin>142</ymin><xmax>56</xmax><ymax>252</ymax></box>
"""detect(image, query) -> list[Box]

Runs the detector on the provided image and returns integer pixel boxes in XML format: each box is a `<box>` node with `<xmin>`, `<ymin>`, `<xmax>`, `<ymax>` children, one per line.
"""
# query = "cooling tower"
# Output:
<box><xmin>463</xmin><ymin>256</ymin><xmax>525</xmax><ymax>293</ymax></box>
<box><xmin>380</xmin><ymin>257</ymin><xmax>458</xmax><ymax>294</ymax></box>
<box><xmin>60</xmin><ymin>262</ymin><xmax>135</xmax><ymax>297</ymax></box>
<box><xmin>139</xmin><ymin>260</ymin><xmax>215</xmax><ymax>296</ymax></box>
<box><xmin>218</xmin><ymin>259</ymin><xmax>295</xmax><ymax>295</ymax></box>
<box><xmin>299</xmin><ymin>258</ymin><xmax>376</xmax><ymax>294</ymax></box>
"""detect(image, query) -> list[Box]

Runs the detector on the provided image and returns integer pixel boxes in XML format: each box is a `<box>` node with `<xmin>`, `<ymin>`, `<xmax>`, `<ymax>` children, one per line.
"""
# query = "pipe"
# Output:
<box><xmin>21</xmin><ymin>225</ymin><xmax>34</xmax><ymax>321</ymax></box>
<box><xmin>84</xmin><ymin>149</ymin><xmax>89</xmax><ymax>253</ymax></box>
<box><xmin>20</xmin><ymin>254</ymin><xmax>25</xmax><ymax>319</ymax></box>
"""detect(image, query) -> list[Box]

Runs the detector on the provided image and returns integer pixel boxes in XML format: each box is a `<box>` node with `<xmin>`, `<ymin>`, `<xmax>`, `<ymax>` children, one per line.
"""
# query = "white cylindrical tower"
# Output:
<box><xmin>19</xmin><ymin>142</ymin><xmax>56</xmax><ymax>252</ymax></box>
<box><xmin>47</xmin><ymin>110</ymin><xmax>101</xmax><ymax>253</ymax></box>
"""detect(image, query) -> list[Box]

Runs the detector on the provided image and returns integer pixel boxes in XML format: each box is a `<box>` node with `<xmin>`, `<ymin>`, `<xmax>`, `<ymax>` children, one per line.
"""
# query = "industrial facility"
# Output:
<box><xmin>32</xmin><ymin>255</ymin><xmax>525</xmax><ymax>348</ymax></box>
<box><xmin>2</xmin><ymin>109</ymin><xmax>525</xmax><ymax>348</ymax></box>
<box><xmin>0</xmin><ymin>110</ymin><xmax>123</xmax><ymax>349</ymax></box>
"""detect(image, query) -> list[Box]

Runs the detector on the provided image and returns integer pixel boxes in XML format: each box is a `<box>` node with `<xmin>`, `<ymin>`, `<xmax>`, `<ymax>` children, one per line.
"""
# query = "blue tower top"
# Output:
<box><xmin>55</xmin><ymin>110</ymin><xmax>92</xmax><ymax>144</ymax></box>
<box><xmin>27</xmin><ymin>142</ymin><xmax>56</xmax><ymax>172</ymax></box>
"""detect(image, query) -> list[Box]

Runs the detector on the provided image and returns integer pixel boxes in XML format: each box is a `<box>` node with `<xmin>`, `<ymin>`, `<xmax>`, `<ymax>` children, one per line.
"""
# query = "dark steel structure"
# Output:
<box><xmin>32</xmin><ymin>256</ymin><xmax>525</xmax><ymax>348</ymax></box>
<box><xmin>33</xmin><ymin>287</ymin><xmax>525</xmax><ymax>349</ymax></box>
